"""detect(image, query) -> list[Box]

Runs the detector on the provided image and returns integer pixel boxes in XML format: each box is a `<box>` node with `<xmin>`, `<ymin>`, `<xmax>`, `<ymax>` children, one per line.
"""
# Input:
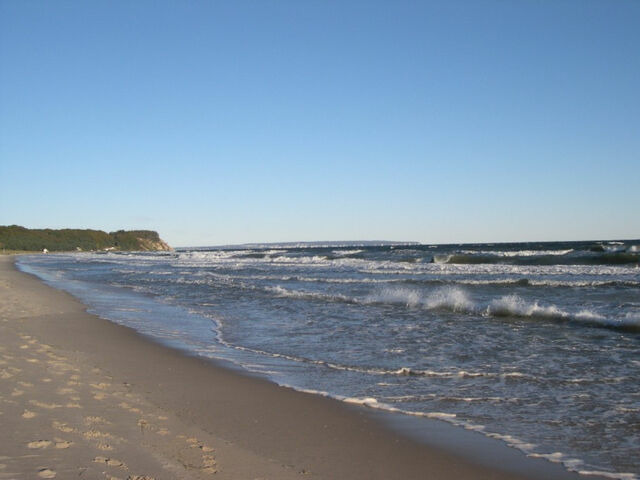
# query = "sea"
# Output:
<box><xmin>17</xmin><ymin>240</ymin><xmax>640</xmax><ymax>479</ymax></box>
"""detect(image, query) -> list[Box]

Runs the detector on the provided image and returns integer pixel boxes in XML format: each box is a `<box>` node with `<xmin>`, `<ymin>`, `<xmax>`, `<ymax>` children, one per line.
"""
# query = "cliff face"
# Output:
<box><xmin>109</xmin><ymin>230</ymin><xmax>173</xmax><ymax>251</ymax></box>
<box><xmin>133</xmin><ymin>236</ymin><xmax>173</xmax><ymax>251</ymax></box>
<box><xmin>0</xmin><ymin>226</ymin><xmax>173</xmax><ymax>252</ymax></box>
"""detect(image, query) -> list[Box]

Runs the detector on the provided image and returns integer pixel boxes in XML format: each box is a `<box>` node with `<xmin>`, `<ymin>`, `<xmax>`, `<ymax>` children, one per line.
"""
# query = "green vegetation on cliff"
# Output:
<box><xmin>0</xmin><ymin>226</ymin><xmax>172</xmax><ymax>252</ymax></box>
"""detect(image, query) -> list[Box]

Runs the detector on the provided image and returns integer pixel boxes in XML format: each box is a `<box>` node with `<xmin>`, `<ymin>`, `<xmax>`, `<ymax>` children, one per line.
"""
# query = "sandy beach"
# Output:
<box><xmin>0</xmin><ymin>255</ymin><xmax>588</xmax><ymax>480</ymax></box>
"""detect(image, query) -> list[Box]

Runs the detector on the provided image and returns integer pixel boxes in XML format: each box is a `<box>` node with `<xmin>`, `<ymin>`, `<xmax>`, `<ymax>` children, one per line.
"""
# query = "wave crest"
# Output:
<box><xmin>264</xmin><ymin>284</ymin><xmax>640</xmax><ymax>332</ymax></box>
<box><xmin>487</xmin><ymin>295</ymin><xmax>569</xmax><ymax>320</ymax></box>
<box><xmin>433</xmin><ymin>251</ymin><xmax>639</xmax><ymax>266</ymax></box>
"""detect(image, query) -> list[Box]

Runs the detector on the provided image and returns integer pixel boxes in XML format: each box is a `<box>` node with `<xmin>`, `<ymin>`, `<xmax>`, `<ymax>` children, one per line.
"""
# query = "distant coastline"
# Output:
<box><xmin>0</xmin><ymin>225</ymin><xmax>172</xmax><ymax>253</ymax></box>
<box><xmin>184</xmin><ymin>240</ymin><xmax>420</xmax><ymax>251</ymax></box>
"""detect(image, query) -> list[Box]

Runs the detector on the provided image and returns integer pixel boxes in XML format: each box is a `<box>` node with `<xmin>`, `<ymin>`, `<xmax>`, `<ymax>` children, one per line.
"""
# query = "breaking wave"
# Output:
<box><xmin>433</xmin><ymin>251</ymin><xmax>639</xmax><ymax>266</ymax></box>
<box><xmin>265</xmin><ymin>284</ymin><xmax>640</xmax><ymax>332</ymax></box>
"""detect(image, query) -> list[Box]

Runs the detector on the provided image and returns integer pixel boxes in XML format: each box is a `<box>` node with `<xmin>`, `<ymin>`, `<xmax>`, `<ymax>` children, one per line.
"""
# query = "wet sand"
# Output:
<box><xmin>0</xmin><ymin>255</ymin><xmax>586</xmax><ymax>479</ymax></box>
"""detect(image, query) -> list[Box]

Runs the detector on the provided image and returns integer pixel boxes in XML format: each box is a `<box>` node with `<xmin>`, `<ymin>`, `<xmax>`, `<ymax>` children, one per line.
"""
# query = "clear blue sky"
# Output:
<box><xmin>1</xmin><ymin>0</ymin><xmax>638</xmax><ymax>247</ymax></box>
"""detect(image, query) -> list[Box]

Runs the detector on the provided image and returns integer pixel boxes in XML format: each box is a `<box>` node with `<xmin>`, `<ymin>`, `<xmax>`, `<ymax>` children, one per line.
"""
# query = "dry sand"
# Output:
<box><xmin>0</xmin><ymin>255</ymin><xmax>586</xmax><ymax>479</ymax></box>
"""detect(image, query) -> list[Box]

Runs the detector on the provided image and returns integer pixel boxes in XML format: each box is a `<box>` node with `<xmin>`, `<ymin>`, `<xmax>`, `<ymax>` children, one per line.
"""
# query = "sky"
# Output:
<box><xmin>1</xmin><ymin>0</ymin><xmax>638</xmax><ymax>247</ymax></box>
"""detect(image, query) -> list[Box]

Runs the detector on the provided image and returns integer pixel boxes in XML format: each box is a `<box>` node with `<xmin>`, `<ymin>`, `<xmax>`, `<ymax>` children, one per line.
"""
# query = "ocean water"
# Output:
<box><xmin>18</xmin><ymin>240</ymin><xmax>640</xmax><ymax>479</ymax></box>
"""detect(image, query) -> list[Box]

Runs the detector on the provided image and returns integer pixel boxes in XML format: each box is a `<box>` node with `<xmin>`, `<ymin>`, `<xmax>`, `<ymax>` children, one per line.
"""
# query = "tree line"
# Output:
<box><xmin>0</xmin><ymin>225</ymin><xmax>166</xmax><ymax>252</ymax></box>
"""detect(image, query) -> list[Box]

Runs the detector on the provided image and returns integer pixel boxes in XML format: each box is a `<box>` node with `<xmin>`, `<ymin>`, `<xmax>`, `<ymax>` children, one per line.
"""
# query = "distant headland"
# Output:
<box><xmin>0</xmin><ymin>225</ymin><xmax>172</xmax><ymax>252</ymax></box>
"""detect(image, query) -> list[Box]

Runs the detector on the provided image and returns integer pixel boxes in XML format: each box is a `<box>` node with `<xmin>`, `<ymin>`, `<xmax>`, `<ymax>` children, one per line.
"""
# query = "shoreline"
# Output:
<box><xmin>1</xmin><ymin>255</ymin><xmax>591</xmax><ymax>479</ymax></box>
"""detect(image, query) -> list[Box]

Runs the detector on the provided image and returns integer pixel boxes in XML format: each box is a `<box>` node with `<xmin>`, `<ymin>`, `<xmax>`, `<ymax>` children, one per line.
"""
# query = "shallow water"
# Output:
<box><xmin>18</xmin><ymin>240</ymin><xmax>640</xmax><ymax>479</ymax></box>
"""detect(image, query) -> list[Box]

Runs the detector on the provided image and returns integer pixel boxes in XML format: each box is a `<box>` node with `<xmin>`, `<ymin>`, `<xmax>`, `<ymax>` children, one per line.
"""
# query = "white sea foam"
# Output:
<box><xmin>432</xmin><ymin>254</ymin><xmax>453</xmax><ymax>264</ymax></box>
<box><xmin>343</xmin><ymin>396</ymin><xmax>380</xmax><ymax>407</ymax></box>
<box><xmin>460</xmin><ymin>249</ymin><xmax>574</xmax><ymax>257</ymax></box>
<box><xmin>487</xmin><ymin>295</ymin><xmax>568</xmax><ymax>319</ymax></box>
<box><xmin>575</xmin><ymin>470</ymin><xmax>637</xmax><ymax>480</ymax></box>
<box><xmin>382</xmin><ymin>393</ymin><xmax>519</xmax><ymax>404</ymax></box>
<box><xmin>364</xmin><ymin>262</ymin><xmax>639</xmax><ymax>277</ymax></box>
<box><xmin>528</xmin><ymin>453</ymin><xmax>638</xmax><ymax>480</ymax></box>
<box><xmin>287</xmin><ymin>275</ymin><xmax>395</xmax><ymax>284</ymax></box>
<box><xmin>341</xmin><ymin>396</ymin><xmax>457</xmax><ymax>419</ymax></box>
<box><xmin>362</xmin><ymin>286</ymin><xmax>473</xmax><ymax>312</ymax></box>
<box><xmin>527</xmin><ymin>279</ymin><xmax>640</xmax><ymax>287</ymax></box>
<box><xmin>452</xmin><ymin>277</ymin><xmax>640</xmax><ymax>287</ymax></box>
<box><xmin>603</xmin><ymin>245</ymin><xmax>627</xmax><ymax>253</ymax></box>
<box><xmin>364</xmin><ymin>287</ymin><xmax>423</xmax><ymax>307</ymax></box>
<box><xmin>332</xmin><ymin>249</ymin><xmax>364</xmax><ymax>256</ymax></box>
<box><xmin>265</xmin><ymin>285</ymin><xmax>354</xmax><ymax>303</ymax></box>
<box><xmin>424</xmin><ymin>287</ymin><xmax>475</xmax><ymax>312</ymax></box>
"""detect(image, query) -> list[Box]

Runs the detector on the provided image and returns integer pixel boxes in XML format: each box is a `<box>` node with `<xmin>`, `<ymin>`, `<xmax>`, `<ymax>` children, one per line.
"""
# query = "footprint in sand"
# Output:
<box><xmin>118</xmin><ymin>402</ymin><xmax>142</xmax><ymax>414</ymax></box>
<box><xmin>37</xmin><ymin>468</ymin><xmax>56</xmax><ymax>478</ymax></box>
<box><xmin>54</xmin><ymin>439</ymin><xmax>73</xmax><ymax>449</ymax></box>
<box><xmin>180</xmin><ymin>438</ymin><xmax>217</xmax><ymax>474</ymax></box>
<box><xmin>48</xmin><ymin>362</ymin><xmax>78</xmax><ymax>375</ymax></box>
<box><xmin>84</xmin><ymin>416</ymin><xmax>112</xmax><ymax>426</ymax></box>
<box><xmin>28</xmin><ymin>440</ymin><xmax>52</xmax><ymax>449</ymax></box>
<box><xmin>187</xmin><ymin>438</ymin><xmax>214</xmax><ymax>452</ymax></box>
<box><xmin>137</xmin><ymin>419</ymin><xmax>148</xmax><ymax>432</ymax></box>
<box><xmin>83</xmin><ymin>429</ymin><xmax>124</xmax><ymax>447</ymax></box>
<box><xmin>202</xmin><ymin>454</ymin><xmax>217</xmax><ymax>474</ymax></box>
<box><xmin>56</xmin><ymin>387</ymin><xmax>76</xmax><ymax>395</ymax></box>
<box><xmin>29</xmin><ymin>400</ymin><xmax>63</xmax><ymax>410</ymax></box>
<box><xmin>52</xmin><ymin>421</ymin><xmax>75</xmax><ymax>433</ymax></box>
<box><xmin>84</xmin><ymin>430</ymin><xmax>116</xmax><ymax>441</ymax></box>
<box><xmin>93</xmin><ymin>456</ymin><xmax>126</xmax><ymax>468</ymax></box>
<box><xmin>90</xmin><ymin>382</ymin><xmax>111</xmax><ymax>391</ymax></box>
